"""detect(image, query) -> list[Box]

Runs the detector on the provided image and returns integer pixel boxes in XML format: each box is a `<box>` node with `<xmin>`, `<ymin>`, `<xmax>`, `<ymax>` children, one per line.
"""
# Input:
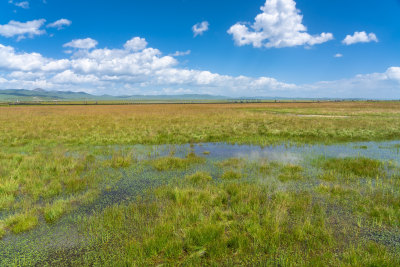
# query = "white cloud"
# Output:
<box><xmin>385</xmin><ymin>67</ymin><xmax>400</xmax><ymax>81</ymax></box>
<box><xmin>0</xmin><ymin>19</ymin><xmax>46</xmax><ymax>40</ymax></box>
<box><xmin>9</xmin><ymin>0</ymin><xmax>29</xmax><ymax>9</ymax></box>
<box><xmin>0</xmin><ymin>38</ymin><xmax>295</xmax><ymax>95</ymax></box>
<box><xmin>228</xmin><ymin>0</ymin><xmax>333</xmax><ymax>48</ymax></box>
<box><xmin>0</xmin><ymin>38</ymin><xmax>399</xmax><ymax>98</ymax></box>
<box><xmin>342</xmin><ymin>31</ymin><xmax>378</xmax><ymax>45</ymax></box>
<box><xmin>51</xmin><ymin>70</ymin><xmax>99</xmax><ymax>84</ymax></box>
<box><xmin>124</xmin><ymin>37</ymin><xmax>147</xmax><ymax>51</ymax></box>
<box><xmin>192</xmin><ymin>21</ymin><xmax>209</xmax><ymax>37</ymax></box>
<box><xmin>171</xmin><ymin>50</ymin><xmax>191</xmax><ymax>57</ymax></box>
<box><xmin>0</xmin><ymin>44</ymin><xmax>46</xmax><ymax>71</ymax></box>
<box><xmin>334</xmin><ymin>53</ymin><xmax>343</xmax><ymax>58</ymax></box>
<box><xmin>63</xmin><ymin>38</ymin><xmax>98</xmax><ymax>49</ymax></box>
<box><xmin>47</xmin><ymin>19</ymin><xmax>72</xmax><ymax>30</ymax></box>
<box><xmin>0</xmin><ymin>43</ymin><xmax>71</xmax><ymax>72</ymax></box>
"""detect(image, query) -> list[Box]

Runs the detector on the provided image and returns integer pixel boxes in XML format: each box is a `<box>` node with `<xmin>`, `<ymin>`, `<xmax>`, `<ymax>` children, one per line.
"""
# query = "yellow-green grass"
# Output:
<box><xmin>1</xmin><ymin>102</ymin><xmax>400</xmax><ymax>148</ymax></box>
<box><xmin>5</xmin><ymin>211</ymin><xmax>39</xmax><ymax>234</ymax></box>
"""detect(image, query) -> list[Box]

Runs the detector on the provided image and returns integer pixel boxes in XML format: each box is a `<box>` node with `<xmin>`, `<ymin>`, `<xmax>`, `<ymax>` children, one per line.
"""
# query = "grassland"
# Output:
<box><xmin>1</xmin><ymin>102</ymin><xmax>400</xmax><ymax>266</ymax></box>
<box><xmin>1</xmin><ymin>102</ymin><xmax>400</xmax><ymax>149</ymax></box>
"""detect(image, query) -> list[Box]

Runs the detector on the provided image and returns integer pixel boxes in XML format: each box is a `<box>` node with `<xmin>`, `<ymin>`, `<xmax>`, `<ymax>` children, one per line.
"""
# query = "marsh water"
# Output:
<box><xmin>1</xmin><ymin>140</ymin><xmax>400</xmax><ymax>265</ymax></box>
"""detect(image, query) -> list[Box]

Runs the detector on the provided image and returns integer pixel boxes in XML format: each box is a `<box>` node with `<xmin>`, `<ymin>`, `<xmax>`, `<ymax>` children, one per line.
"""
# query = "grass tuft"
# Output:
<box><xmin>278</xmin><ymin>164</ymin><xmax>304</xmax><ymax>182</ymax></box>
<box><xmin>43</xmin><ymin>198</ymin><xmax>71</xmax><ymax>223</ymax></box>
<box><xmin>5</xmin><ymin>212</ymin><xmax>38</xmax><ymax>234</ymax></box>
<box><xmin>106</xmin><ymin>152</ymin><xmax>134</xmax><ymax>168</ymax></box>
<box><xmin>151</xmin><ymin>153</ymin><xmax>205</xmax><ymax>171</ymax></box>
<box><xmin>221</xmin><ymin>170</ymin><xmax>242</xmax><ymax>180</ymax></box>
<box><xmin>0</xmin><ymin>221</ymin><xmax>5</xmax><ymax>239</ymax></box>
<box><xmin>185</xmin><ymin>172</ymin><xmax>213</xmax><ymax>185</ymax></box>
<box><xmin>320</xmin><ymin>157</ymin><xmax>383</xmax><ymax>178</ymax></box>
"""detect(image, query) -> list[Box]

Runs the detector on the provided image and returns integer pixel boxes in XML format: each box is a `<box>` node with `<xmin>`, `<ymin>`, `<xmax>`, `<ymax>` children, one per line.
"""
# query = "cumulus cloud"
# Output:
<box><xmin>51</xmin><ymin>70</ymin><xmax>99</xmax><ymax>84</ymax></box>
<box><xmin>47</xmin><ymin>19</ymin><xmax>72</xmax><ymax>30</ymax></box>
<box><xmin>0</xmin><ymin>38</ymin><xmax>297</xmax><ymax>95</ymax></box>
<box><xmin>0</xmin><ymin>19</ymin><xmax>46</xmax><ymax>40</ymax></box>
<box><xmin>63</xmin><ymin>38</ymin><xmax>98</xmax><ymax>49</ymax></box>
<box><xmin>124</xmin><ymin>37</ymin><xmax>147</xmax><ymax>51</ymax></box>
<box><xmin>0</xmin><ymin>43</ymin><xmax>70</xmax><ymax>71</ymax></box>
<box><xmin>334</xmin><ymin>53</ymin><xmax>343</xmax><ymax>58</ymax></box>
<box><xmin>385</xmin><ymin>67</ymin><xmax>400</xmax><ymax>81</ymax></box>
<box><xmin>9</xmin><ymin>0</ymin><xmax>29</xmax><ymax>9</ymax></box>
<box><xmin>342</xmin><ymin>31</ymin><xmax>378</xmax><ymax>45</ymax></box>
<box><xmin>0</xmin><ymin>37</ymin><xmax>399</xmax><ymax>98</ymax></box>
<box><xmin>192</xmin><ymin>21</ymin><xmax>209</xmax><ymax>37</ymax></box>
<box><xmin>228</xmin><ymin>0</ymin><xmax>333</xmax><ymax>48</ymax></box>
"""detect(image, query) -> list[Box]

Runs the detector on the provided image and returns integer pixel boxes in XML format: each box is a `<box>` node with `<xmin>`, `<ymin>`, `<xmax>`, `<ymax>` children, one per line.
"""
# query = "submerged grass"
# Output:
<box><xmin>0</xmin><ymin>148</ymin><xmax>126</xmax><ymax>238</ymax></box>
<box><xmin>79</xmin><ymin>183</ymin><xmax>335</xmax><ymax>265</ymax></box>
<box><xmin>3</xmin><ymin>148</ymin><xmax>400</xmax><ymax>265</ymax></box>
<box><xmin>68</xmin><ymin>166</ymin><xmax>400</xmax><ymax>266</ymax></box>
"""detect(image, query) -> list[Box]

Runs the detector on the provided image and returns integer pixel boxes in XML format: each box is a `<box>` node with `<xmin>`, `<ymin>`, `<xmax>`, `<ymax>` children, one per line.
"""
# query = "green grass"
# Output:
<box><xmin>0</xmin><ymin>221</ymin><xmax>5</xmax><ymax>239</ymax></box>
<box><xmin>278</xmin><ymin>164</ymin><xmax>304</xmax><ymax>182</ymax></box>
<box><xmin>217</xmin><ymin>158</ymin><xmax>244</xmax><ymax>169</ymax></box>
<box><xmin>221</xmin><ymin>170</ymin><xmax>242</xmax><ymax>180</ymax></box>
<box><xmin>0</xmin><ymin>149</ymin><xmax>118</xmax><ymax>237</ymax></box>
<box><xmin>319</xmin><ymin>157</ymin><xmax>384</xmax><ymax>178</ymax></box>
<box><xmin>150</xmin><ymin>152</ymin><xmax>205</xmax><ymax>171</ymax></box>
<box><xmin>105</xmin><ymin>151</ymin><xmax>134</xmax><ymax>168</ymax></box>
<box><xmin>72</xmin><ymin>170</ymin><xmax>400</xmax><ymax>266</ymax></box>
<box><xmin>258</xmin><ymin>160</ymin><xmax>274</xmax><ymax>175</ymax></box>
<box><xmin>185</xmin><ymin>172</ymin><xmax>213</xmax><ymax>185</ymax></box>
<box><xmin>5</xmin><ymin>212</ymin><xmax>39</xmax><ymax>234</ymax></box>
<box><xmin>43</xmin><ymin>198</ymin><xmax>72</xmax><ymax>223</ymax></box>
<box><xmin>2</xmin><ymin>149</ymin><xmax>400</xmax><ymax>265</ymax></box>
<box><xmin>1</xmin><ymin>103</ymin><xmax>400</xmax><ymax>265</ymax></box>
<box><xmin>80</xmin><ymin>183</ymin><xmax>334</xmax><ymax>265</ymax></box>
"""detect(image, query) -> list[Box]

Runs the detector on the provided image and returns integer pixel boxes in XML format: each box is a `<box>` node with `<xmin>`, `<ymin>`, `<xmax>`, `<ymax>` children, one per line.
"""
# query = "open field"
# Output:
<box><xmin>1</xmin><ymin>102</ymin><xmax>400</xmax><ymax>148</ymax></box>
<box><xmin>1</xmin><ymin>102</ymin><xmax>400</xmax><ymax>266</ymax></box>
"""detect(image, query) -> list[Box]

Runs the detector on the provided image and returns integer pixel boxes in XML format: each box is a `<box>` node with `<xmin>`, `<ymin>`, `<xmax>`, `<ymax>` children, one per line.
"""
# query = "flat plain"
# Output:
<box><xmin>1</xmin><ymin>102</ymin><xmax>400</xmax><ymax>266</ymax></box>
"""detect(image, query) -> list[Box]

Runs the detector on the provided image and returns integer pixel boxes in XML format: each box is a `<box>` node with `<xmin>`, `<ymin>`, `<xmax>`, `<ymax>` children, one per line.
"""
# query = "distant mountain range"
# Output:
<box><xmin>0</xmin><ymin>89</ymin><xmax>229</xmax><ymax>101</ymax></box>
<box><xmin>0</xmin><ymin>88</ymin><xmax>369</xmax><ymax>102</ymax></box>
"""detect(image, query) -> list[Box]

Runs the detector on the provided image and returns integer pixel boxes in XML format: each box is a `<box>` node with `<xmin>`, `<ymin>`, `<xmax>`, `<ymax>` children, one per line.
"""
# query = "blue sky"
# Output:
<box><xmin>0</xmin><ymin>0</ymin><xmax>399</xmax><ymax>98</ymax></box>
